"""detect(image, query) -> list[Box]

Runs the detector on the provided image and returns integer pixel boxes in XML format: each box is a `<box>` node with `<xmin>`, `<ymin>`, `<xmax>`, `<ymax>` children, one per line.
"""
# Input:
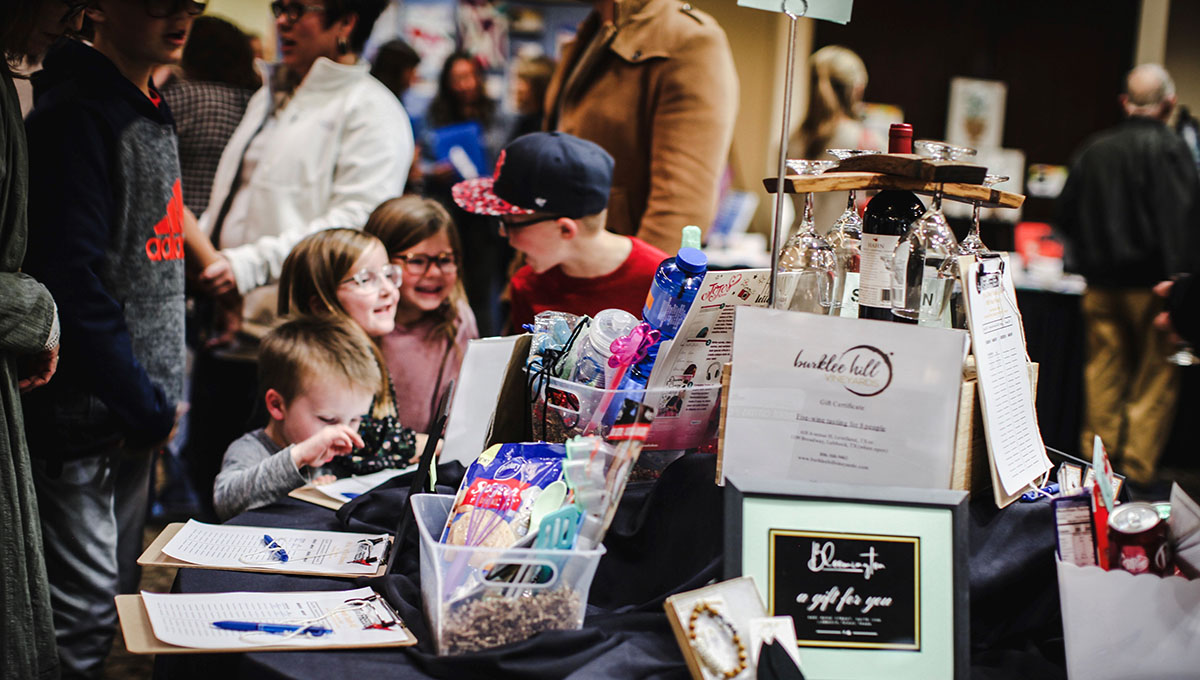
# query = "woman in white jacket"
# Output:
<box><xmin>185</xmin><ymin>0</ymin><xmax>411</xmax><ymax>519</ymax></box>
<box><xmin>196</xmin><ymin>0</ymin><xmax>411</xmax><ymax>308</ymax></box>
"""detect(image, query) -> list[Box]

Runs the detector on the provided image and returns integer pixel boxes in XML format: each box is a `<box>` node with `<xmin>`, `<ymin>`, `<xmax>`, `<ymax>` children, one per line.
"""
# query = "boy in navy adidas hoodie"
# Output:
<box><xmin>22</xmin><ymin>0</ymin><xmax>200</xmax><ymax>675</ymax></box>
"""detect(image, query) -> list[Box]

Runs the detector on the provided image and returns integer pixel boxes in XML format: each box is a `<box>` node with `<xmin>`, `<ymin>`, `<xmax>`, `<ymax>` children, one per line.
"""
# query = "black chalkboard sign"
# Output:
<box><xmin>769</xmin><ymin>530</ymin><xmax>920</xmax><ymax>650</ymax></box>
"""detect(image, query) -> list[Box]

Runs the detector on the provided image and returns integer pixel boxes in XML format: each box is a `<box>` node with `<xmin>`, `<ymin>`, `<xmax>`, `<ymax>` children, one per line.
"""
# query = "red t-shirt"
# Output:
<box><xmin>509</xmin><ymin>236</ymin><xmax>668</xmax><ymax>330</ymax></box>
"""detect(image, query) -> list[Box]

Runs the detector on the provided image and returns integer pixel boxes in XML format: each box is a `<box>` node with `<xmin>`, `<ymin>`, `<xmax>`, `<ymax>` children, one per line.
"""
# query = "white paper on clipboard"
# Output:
<box><xmin>441</xmin><ymin>336</ymin><xmax>519</xmax><ymax>466</ymax></box>
<box><xmin>961</xmin><ymin>253</ymin><xmax>1052</xmax><ymax>504</ymax></box>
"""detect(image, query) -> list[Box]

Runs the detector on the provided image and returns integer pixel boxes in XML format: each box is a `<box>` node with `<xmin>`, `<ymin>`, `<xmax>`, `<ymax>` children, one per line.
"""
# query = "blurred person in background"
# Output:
<box><xmin>370</xmin><ymin>37</ymin><xmax>419</xmax><ymax>102</ymax></box>
<box><xmin>185</xmin><ymin>0</ymin><xmax>411</xmax><ymax>519</ymax></box>
<box><xmin>787</xmin><ymin>45</ymin><xmax>882</xmax><ymax>232</ymax></box>
<box><xmin>422</xmin><ymin>51</ymin><xmax>512</xmax><ymax>184</ymax></box>
<box><xmin>364</xmin><ymin>196</ymin><xmax>478</xmax><ymax>432</ymax></box>
<box><xmin>421</xmin><ymin>51</ymin><xmax>513</xmax><ymax>336</ymax></box>
<box><xmin>1057</xmin><ymin>64</ymin><xmax>1200</xmax><ymax>489</ymax></box>
<box><xmin>370</xmin><ymin>38</ymin><xmax>421</xmax><ymax>191</ymax></box>
<box><xmin>544</xmin><ymin>0</ymin><xmax>737</xmax><ymax>253</ymax></box>
<box><xmin>162</xmin><ymin>14</ymin><xmax>258</xmax><ymax>216</ymax></box>
<box><xmin>247</xmin><ymin>31</ymin><xmax>264</xmax><ymax>59</ymax></box>
<box><xmin>511</xmin><ymin>54</ymin><xmax>554</xmax><ymax>139</ymax></box>
<box><xmin>0</xmin><ymin>1</ymin><xmax>81</xmax><ymax>676</ymax></box>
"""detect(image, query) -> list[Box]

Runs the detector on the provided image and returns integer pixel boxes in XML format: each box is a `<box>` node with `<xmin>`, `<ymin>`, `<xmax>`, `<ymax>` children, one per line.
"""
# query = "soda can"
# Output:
<box><xmin>1107</xmin><ymin>502</ymin><xmax>1172</xmax><ymax>576</ymax></box>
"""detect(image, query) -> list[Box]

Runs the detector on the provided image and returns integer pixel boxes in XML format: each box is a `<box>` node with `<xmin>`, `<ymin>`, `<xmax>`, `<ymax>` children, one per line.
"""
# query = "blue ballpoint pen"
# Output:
<box><xmin>262</xmin><ymin>534</ymin><xmax>289</xmax><ymax>562</ymax></box>
<box><xmin>212</xmin><ymin>621</ymin><xmax>332</xmax><ymax>636</ymax></box>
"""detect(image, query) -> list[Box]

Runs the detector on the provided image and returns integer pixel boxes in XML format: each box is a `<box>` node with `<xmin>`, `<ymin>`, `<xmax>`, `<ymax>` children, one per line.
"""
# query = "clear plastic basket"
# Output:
<box><xmin>413</xmin><ymin>493</ymin><xmax>607</xmax><ymax>655</ymax></box>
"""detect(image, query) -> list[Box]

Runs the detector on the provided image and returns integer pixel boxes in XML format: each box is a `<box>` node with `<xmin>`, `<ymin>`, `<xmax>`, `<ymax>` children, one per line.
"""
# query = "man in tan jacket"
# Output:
<box><xmin>544</xmin><ymin>0</ymin><xmax>738</xmax><ymax>253</ymax></box>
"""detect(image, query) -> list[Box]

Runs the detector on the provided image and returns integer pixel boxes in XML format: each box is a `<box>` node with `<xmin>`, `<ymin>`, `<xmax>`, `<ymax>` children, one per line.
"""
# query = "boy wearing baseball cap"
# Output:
<box><xmin>453</xmin><ymin>132</ymin><xmax>668</xmax><ymax>331</ymax></box>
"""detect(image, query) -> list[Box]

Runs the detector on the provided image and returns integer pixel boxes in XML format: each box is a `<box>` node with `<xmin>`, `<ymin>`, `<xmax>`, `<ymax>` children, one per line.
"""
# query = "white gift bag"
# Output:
<box><xmin>1057</xmin><ymin>560</ymin><xmax>1200</xmax><ymax>679</ymax></box>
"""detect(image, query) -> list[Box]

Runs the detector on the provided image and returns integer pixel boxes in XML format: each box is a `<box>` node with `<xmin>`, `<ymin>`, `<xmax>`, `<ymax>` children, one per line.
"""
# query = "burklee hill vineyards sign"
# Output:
<box><xmin>768</xmin><ymin>530</ymin><xmax>920</xmax><ymax>651</ymax></box>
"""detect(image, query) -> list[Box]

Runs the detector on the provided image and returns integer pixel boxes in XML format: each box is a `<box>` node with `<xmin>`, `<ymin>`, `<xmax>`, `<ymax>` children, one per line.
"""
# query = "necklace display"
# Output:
<box><xmin>688</xmin><ymin>599</ymin><xmax>748</xmax><ymax>679</ymax></box>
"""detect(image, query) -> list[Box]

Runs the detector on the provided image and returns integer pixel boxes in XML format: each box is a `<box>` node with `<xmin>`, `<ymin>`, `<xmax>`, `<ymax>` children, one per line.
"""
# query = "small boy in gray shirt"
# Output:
<box><xmin>214</xmin><ymin>317</ymin><xmax>381</xmax><ymax>520</ymax></box>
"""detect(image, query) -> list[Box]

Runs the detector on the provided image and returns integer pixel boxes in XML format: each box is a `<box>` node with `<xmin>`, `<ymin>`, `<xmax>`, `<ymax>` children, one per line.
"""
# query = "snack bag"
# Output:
<box><xmin>440</xmin><ymin>443</ymin><xmax>565</xmax><ymax>549</ymax></box>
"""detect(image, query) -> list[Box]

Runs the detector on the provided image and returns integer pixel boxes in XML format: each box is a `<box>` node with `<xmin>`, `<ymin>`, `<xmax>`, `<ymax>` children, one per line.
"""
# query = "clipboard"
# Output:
<box><xmin>288</xmin><ymin>485</ymin><xmax>346</xmax><ymax>511</ymax></box>
<box><xmin>137</xmin><ymin>523</ymin><xmax>388</xmax><ymax>579</ymax></box>
<box><xmin>961</xmin><ymin>253</ymin><xmax>1052</xmax><ymax>507</ymax></box>
<box><xmin>115</xmin><ymin>594</ymin><xmax>417</xmax><ymax>654</ymax></box>
<box><xmin>288</xmin><ymin>452</ymin><xmax>424</xmax><ymax>511</ymax></box>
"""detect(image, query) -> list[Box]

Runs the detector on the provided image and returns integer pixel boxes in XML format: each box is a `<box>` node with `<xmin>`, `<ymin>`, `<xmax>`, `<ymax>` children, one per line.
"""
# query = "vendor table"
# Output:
<box><xmin>155</xmin><ymin>456</ymin><xmax>1067</xmax><ymax>680</ymax></box>
<box><xmin>1015</xmin><ymin>288</ymin><xmax>1084</xmax><ymax>459</ymax></box>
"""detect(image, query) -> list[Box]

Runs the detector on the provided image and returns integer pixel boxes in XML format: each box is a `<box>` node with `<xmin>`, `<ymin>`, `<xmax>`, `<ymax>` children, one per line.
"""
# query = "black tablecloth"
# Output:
<box><xmin>156</xmin><ymin>456</ymin><xmax>1066</xmax><ymax>680</ymax></box>
<box><xmin>1015</xmin><ymin>289</ymin><xmax>1084</xmax><ymax>460</ymax></box>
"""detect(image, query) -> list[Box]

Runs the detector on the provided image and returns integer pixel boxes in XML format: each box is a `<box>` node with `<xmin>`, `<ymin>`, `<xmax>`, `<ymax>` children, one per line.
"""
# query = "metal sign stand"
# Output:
<box><xmin>767</xmin><ymin>0</ymin><xmax>808</xmax><ymax>309</ymax></box>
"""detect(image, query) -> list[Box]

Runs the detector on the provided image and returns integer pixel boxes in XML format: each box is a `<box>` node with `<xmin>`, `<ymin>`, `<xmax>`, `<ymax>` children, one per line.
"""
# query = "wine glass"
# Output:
<box><xmin>937</xmin><ymin>174</ymin><xmax>1009</xmax><ymax>327</ymax></box>
<box><xmin>825</xmin><ymin>149</ymin><xmax>880</xmax><ymax>316</ymax></box>
<box><xmin>1166</xmin><ymin>275</ymin><xmax>1199</xmax><ymax>366</ymax></box>
<box><xmin>891</xmin><ymin>140</ymin><xmax>975</xmax><ymax>326</ymax></box>
<box><xmin>779</xmin><ymin>159</ymin><xmax>838</xmax><ymax>314</ymax></box>
<box><xmin>959</xmin><ymin>174</ymin><xmax>1008</xmax><ymax>255</ymax></box>
<box><xmin>1167</xmin><ymin>342</ymin><xmax>1200</xmax><ymax>367</ymax></box>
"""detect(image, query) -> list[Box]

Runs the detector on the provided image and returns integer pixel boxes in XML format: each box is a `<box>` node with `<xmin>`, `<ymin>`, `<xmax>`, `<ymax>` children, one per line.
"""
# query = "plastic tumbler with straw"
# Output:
<box><xmin>581</xmin><ymin>323</ymin><xmax>660</xmax><ymax>437</ymax></box>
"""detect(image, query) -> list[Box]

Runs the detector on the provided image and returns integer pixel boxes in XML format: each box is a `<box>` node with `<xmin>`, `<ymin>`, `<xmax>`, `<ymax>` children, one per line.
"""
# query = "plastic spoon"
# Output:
<box><xmin>529</xmin><ymin>480</ymin><xmax>567</xmax><ymax>532</ymax></box>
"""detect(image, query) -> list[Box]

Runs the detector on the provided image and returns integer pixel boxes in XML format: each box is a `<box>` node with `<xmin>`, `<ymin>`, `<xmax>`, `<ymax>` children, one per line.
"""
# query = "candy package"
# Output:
<box><xmin>439</xmin><ymin>443</ymin><xmax>565</xmax><ymax>549</ymax></box>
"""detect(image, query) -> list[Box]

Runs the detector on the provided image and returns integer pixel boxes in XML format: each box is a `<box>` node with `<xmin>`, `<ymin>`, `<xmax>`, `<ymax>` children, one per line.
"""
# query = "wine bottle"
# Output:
<box><xmin>857</xmin><ymin>123</ymin><xmax>925</xmax><ymax>322</ymax></box>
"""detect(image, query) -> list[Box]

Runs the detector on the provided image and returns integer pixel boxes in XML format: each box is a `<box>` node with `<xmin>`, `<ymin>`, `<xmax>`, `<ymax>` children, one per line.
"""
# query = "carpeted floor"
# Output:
<box><xmin>103</xmin><ymin>520</ymin><xmax>176</xmax><ymax>680</ymax></box>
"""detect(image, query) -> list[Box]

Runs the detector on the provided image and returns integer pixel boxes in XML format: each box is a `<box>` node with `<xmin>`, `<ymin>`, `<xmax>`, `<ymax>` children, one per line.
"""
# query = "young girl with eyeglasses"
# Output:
<box><xmin>278</xmin><ymin>228</ymin><xmax>427</xmax><ymax>472</ymax></box>
<box><xmin>364</xmin><ymin>197</ymin><xmax>479</xmax><ymax>432</ymax></box>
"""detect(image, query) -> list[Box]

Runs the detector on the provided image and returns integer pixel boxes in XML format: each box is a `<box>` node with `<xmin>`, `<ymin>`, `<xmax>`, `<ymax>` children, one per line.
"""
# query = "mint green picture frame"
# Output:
<box><xmin>725</xmin><ymin>478</ymin><xmax>969</xmax><ymax>679</ymax></box>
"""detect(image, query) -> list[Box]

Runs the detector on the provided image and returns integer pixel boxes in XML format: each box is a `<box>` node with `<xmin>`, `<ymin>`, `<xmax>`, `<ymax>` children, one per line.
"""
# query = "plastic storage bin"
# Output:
<box><xmin>413</xmin><ymin>493</ymin><xmax>607</xmax><ymax>655</ymax></box>
<box><xmin>529</xmin><ymin>373</ymin><xmax>722</xmax><ymax>457</ymax></box>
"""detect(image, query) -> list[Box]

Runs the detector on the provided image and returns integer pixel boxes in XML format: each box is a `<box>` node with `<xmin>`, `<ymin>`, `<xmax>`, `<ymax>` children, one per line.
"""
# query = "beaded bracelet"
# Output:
<box><xmin>688</xmin><ymin>600</ymin><xmax>747</xmax><ymax>679</ymax></box>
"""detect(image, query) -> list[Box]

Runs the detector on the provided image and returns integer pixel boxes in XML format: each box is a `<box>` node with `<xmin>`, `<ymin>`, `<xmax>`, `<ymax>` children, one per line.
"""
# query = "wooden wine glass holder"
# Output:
<box><xmin>762</xmin><ymin>171</ymin><xmax>1025</xmax><ymax>210</ymax></box>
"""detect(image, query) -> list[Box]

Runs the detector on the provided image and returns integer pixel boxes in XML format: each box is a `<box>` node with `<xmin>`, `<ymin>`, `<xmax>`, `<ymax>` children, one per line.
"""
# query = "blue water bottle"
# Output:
<box><xmin>628</xmin><ymin>227</ymin><xmax>708</xmax><ymax>386</ymax></box>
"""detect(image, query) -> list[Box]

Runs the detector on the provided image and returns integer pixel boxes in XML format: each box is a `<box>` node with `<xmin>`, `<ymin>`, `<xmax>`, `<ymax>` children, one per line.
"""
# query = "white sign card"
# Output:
<box><xmin>441</xmin><ymin>336</ymin><xmax>520</xmax><ymax>466</ymax></box>
<box><xmin>961</xmin><ymin>254</ymin><xmax>1052</xmax><ymax>503</ymax></box>
<box><xmin>644</xmin><ymin>269</ymin><xmax>772</xmax><ymax>450</ymax></box>
<box><xmin>737</xmin><ymin>0</ymin><xmax>854</xmax><ymax>24</ymax></box>
<box><xmin>724</xmin><ymin>308</ymin><xmax>967</xmax><ymax>489</ymax></box>
<box><xmin>944</xmin><ymin>77</ymin><xmax>1007</xmax><ymax>150</ymax></box>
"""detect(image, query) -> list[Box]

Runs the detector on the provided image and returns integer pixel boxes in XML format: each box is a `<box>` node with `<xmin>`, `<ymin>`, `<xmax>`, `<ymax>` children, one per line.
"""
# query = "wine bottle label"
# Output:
<box><xmin>859</xmin><ymin>234</ymin><xmax>899</xmax><ymax>308</ymax></box>
<box><xmin>892</xmin><ymin>241</ymin><xmax>910</xmax><ymax>305</ymax></box>
<box><xmin>838</xmin><ymin>272</ymin><xmax>860</xmax><ymax>317</ymax></box>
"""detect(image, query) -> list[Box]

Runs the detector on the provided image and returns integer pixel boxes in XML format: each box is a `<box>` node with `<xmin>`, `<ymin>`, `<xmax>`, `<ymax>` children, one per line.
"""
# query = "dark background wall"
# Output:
<box><xmin>814</xmin><ymin>0</ymin><xmax>1141</xmax><ymax>224</ymax></box>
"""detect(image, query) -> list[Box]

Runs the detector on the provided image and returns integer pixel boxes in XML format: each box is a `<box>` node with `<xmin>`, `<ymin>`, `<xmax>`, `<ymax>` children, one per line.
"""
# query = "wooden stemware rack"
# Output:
<box><xmin>763</xmin><ymin>171</ymin><xmax>1026</xmax><ymax>209</ymax></box>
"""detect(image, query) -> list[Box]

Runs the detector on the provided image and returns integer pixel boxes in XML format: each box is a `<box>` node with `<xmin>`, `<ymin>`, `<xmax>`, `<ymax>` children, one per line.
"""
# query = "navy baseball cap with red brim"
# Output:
<box><xmin>452</xmin><ymin>132</ymin><xmax>613</xmax><ymax>219</ymax></box>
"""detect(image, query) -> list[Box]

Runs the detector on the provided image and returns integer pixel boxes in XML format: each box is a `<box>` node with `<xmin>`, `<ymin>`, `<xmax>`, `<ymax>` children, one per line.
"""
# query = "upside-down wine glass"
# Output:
<box><xmin>1167</xmin><ymin>274</ymin><xmax>1200</xmax><ymax>366</ymax></box>
<box><xmin>824</xmin><ymin>148</ymin><xmax>881</xmax><ymax>317</ymax></box>
<box><xmin>1168</xmin><ymin>342</ymin><xmax>1200</xmax><ymax>367</ymax></box>
<box><xmin>891</xmin><ymin>140</ymin><xmax>976</xmax><ymax>326</ymax></box>
<box><xmin>779</xmin><ymin>159</ymin><xmax>839</xmax><ymax>314</ymax></box>
<box><xmin>937</xmin><ymin>173</ymin><xmax>1009</xmax><ymax>327</ymax></box>
<box><xmin>960</xmin><ymin>173</ymin><xmax>1008</xmax><ymax>255</ymax></box>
